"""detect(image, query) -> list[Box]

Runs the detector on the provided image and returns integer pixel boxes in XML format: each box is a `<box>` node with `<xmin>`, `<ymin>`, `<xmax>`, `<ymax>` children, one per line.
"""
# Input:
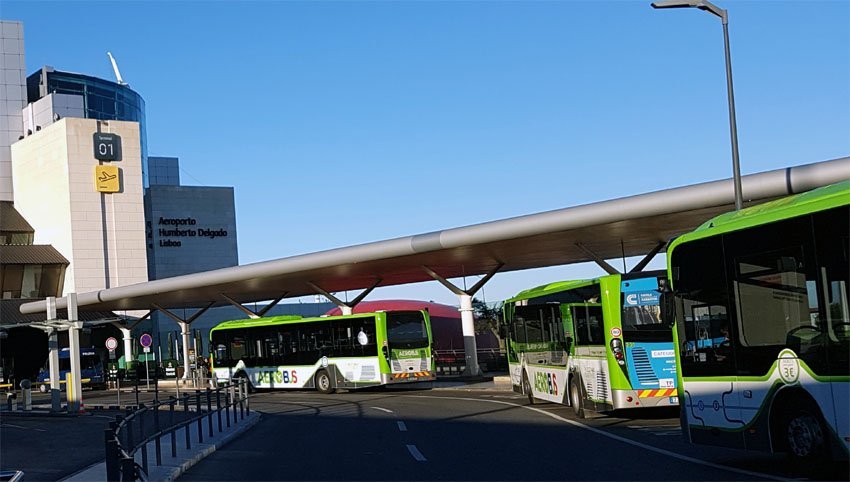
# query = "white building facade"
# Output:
<box><xmin>11</xmin><ymin>118</ymin><xmax>148</xmax><ymax>295</ymax></box>
<box><xmin>0</xmin><ymin>20</ymin><xmax>27</xmax><ymax>202</ymax></box>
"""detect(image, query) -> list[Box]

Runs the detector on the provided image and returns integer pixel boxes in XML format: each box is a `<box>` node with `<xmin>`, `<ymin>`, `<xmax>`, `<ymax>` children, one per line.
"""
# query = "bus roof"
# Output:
<box><xmin>506</xmin><ymin>279</ymin><xmax>596</xmax><ymax>303</ymax></box>
<box><xmin>209</xmin><ymin>311</ymin><xmax>414</xmax><ymax>333</ymax></box>
<box><xmin>671</xmin><ymin>180</ymin><xmax>849</xmax><ymax>248</ymax></box>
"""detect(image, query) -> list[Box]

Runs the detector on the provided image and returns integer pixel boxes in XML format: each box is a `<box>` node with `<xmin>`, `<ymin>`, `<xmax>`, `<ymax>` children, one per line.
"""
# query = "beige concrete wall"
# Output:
<box><xmin>11</xmin><ymin>118</ymin><xmax>148</xmax><ymax>296</ymax></box>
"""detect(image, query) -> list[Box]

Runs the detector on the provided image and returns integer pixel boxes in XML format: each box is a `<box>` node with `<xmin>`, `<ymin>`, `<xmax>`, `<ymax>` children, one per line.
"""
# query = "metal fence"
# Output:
<box><xmin>434</xmin><ymin>348</ymin><xmax>507</xmax><ymax>376</ymax></box>
<box><xmin>104</xmin><ymin>379</ymin><xmax>249</xmax><ymax>481</ymax></box>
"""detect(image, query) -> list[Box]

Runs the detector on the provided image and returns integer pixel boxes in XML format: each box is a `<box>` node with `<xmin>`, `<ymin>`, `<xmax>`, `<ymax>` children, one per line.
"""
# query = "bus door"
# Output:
<box><xmin>567</xmin><ymin>303</ymin><xmax>608</xmax><ymax>405</ymax></box>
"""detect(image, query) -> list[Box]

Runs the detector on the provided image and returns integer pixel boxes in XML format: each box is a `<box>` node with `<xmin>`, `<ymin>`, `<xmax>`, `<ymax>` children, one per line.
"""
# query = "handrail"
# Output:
<box><xmin>104</xmin><ymin>379</ymin><xmax>249</xmax><ymax>481</ymax></box>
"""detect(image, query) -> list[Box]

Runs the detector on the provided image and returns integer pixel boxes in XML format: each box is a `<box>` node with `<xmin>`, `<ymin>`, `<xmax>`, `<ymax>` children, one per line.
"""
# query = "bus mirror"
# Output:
<box><xmin>660</xmin><ymin>291</ymin><xmax>676</xmax><ymax>328</ymax></box>
<box><xmin>498</xmin><ymin>325</ymin><xmax>507</xmax><ymax>339</ymax></box>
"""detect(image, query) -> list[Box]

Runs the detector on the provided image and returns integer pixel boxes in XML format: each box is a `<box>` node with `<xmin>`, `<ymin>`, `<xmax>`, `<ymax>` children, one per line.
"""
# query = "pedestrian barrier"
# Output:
<box><xmin>103</xmin><ymin>378</ymin><xmax>249</xmax><ymax>481</ymax></box>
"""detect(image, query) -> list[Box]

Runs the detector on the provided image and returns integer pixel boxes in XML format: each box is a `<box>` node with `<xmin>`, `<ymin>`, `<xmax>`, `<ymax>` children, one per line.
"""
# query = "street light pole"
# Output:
<box><xmin>721</xmin><ymin>17</ymin><xmax>743</xmax><ymax>211</ymax></box>
<box><xmin>652</xmin><ymin>0</ymin><xmax>744</xmax><ymax>210</ymax></box>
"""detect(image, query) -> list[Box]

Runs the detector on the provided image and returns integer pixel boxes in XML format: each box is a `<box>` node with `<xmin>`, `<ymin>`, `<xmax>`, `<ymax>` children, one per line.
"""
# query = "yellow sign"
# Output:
<box><xmin>95</xmin><ymin>165</ymin><xmax>121</xmax><ymax>193</ymax></box>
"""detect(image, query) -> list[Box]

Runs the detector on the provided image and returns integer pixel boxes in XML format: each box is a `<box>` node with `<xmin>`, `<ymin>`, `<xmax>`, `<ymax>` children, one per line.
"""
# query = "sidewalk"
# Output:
<box><xmin>61</xmin><ymin>412</ymin><xmax>260</xmax><ymax>482</ymax></box>
<box><xmin>433</xmin><ymin>374</ymin><xmax>512</xmax><ymax>391</ymax></box>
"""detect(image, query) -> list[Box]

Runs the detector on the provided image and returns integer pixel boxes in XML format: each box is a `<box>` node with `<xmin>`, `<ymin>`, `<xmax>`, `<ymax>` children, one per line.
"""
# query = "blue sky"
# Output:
<box><xmin>5</xmin><ymin>1</ymin><xmax>848</xmax><ymax>306</ymax></box>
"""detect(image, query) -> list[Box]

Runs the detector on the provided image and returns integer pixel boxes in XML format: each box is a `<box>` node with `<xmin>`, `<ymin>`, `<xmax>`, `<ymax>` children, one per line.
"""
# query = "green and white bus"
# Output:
<box><xmin>210</xmin><ymin>310</ymin><xmax>435</xmax><ymax>393</ymax></box>
<box><xmin>503</xmin><ymin>271</ymin><xmax>678</xmax><ymax>417</ymax></box>
<box><xmin>665</xmin><ymin>181</ymin><xmax>849</xmax><ymax>459</ymax></box>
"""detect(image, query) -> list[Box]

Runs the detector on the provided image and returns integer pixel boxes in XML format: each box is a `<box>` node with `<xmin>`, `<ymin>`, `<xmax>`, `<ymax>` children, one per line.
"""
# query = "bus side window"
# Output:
<box><xmin>671</xmin><ymin>235</ymin><xmax>736</xmax><ymax>377</ymax></box>
<box><xmin>814</xmin><ymin>206</ymin><xmax>850</xmax><ymax>376</ymax></box>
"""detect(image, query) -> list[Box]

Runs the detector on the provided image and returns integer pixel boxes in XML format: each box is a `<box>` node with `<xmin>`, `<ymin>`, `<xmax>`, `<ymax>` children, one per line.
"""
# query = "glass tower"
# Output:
<box><xmin>26</xmin><ymin>66</ymin><xmax>149</xmax><ymax>185</ymax></box>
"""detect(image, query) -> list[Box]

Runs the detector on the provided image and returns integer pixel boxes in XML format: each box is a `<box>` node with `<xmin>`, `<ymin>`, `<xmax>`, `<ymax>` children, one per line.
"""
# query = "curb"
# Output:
<box><xmin>60</xmin><ymin>411</ymin><xmax>261</xmax><ymax>482</ymax></box>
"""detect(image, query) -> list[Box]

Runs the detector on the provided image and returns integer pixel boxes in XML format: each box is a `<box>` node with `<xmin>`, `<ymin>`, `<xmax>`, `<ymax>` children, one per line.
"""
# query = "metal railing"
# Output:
<box><xmin>434</xmin><ymin>348</ymin><xmax>507</xmax><ymax>375</ymax></box>
<box><xmin>104</xmin><ymin>379</ymin><xmax>249</xmax><ymax>481</ymax></box>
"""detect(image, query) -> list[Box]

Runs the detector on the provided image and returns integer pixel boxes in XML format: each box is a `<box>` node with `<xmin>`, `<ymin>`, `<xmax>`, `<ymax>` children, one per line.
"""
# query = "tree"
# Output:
<box><xmin>472</xmin><ymin>298</ymin><xmax>502</xmax><ymax>337</ymax></box>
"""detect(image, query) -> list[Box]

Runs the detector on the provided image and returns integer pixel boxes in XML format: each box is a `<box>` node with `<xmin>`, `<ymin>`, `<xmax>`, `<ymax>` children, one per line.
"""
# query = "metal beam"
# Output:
<box><xmin>307</xmin><ymin>282</ymin><xmax>345</xmax><ymax>307</ymax></box>
<box><xmin>629</xmin><ymin>241</ymin><xmax>667</xmax><ymax>273</ymax></box>
<box><xmin>421</xmin><ymin>266</ymin><xmax>466</xmax><ymax>296</ymax></box>
<box><xmin>152</xmin><ymin>302</ymin><xmax>214</xmax><ymax>325</ymax></box>
<box><xmin>308</xmin><ymin>280</ymin><xmax>380</xmax><ymax>312</ymax></box>
<box><xmin>221</xmin><ymin>293</ymin><xmax>287</xmax><ymax>319</ymax></box>
<box><xmin>423</xmin><ymin>263</ymin><xmax>503</xmax><ymax>377</ymax></box>
<box><xmin>576</xmin><ymin>243</ymin><xmax>620</xmax><ymax>275</ymax></box>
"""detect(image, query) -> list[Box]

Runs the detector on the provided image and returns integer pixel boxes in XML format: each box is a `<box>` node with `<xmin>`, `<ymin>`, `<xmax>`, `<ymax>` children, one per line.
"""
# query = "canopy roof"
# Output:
<box><xmin>20</xmin><ymin>156</ymin><xmax>849</xmax><ymax>316</ymax></box>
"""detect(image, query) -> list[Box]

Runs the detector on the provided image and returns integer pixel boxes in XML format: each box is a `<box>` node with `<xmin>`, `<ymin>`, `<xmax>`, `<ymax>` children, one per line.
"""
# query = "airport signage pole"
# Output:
<box><xmin>140</xmin><ymin>333</ymin><xmax>153</xmax><ymax>390</ymax></box>
<box><xmin>651</xmin><ymin>0</ymin><xmax>743</xmax><ymax>210</ymax></box>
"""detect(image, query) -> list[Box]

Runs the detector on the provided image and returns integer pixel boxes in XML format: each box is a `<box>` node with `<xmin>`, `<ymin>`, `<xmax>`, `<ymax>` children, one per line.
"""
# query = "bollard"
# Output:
<box><xmin>239</xmin><ymin>379</ymin><xmax>245</xmax><ymax>419</ymax></box>
<box><xmin>169</xmin><ymin>397</ymin><xmax>177</xmax><ymax>458</ymax></box>
<box><xmin>19</xmin><ymin>380</ymin><xmax>32</xmax><ymax>411</ymax></box>
<box><xmin>225</xmin><ymin>387</ymin><xmax>231</xmax><ymax>428</ymax></box>
<box><xmin>184</xmin><ymin>394</ymin><xmax>191</xmax><ymax>450</ymax></box>
<box><xmin>195</xmin><ymin>390</ymin><xmax>203</xmax><ymax>444</ymax></box>
<box><xmin>154</xmin><ymin>402</ymin><xmax>162</xmax><ymax>466</ymax></box>
<box><xmin>216</xmin><ymin>387</ymin><xmax>222</xmax><ymax>433</ymax></box>
<box><xmin>6</xmin><ymin>391</ymin><xmax>17</xmax><ymax>411</ymax></box>
<box><xmin>206</xmin><ymin>388</ymin><xmax>213</xmax><ymax>438</ymax></box>
<box><xmin>120</xmin><ymin>456</ymin><xmax>135</xmax><ymax>481</ymax></box>
<box><xmin>104</xmin><ymin>427</ymin><xmax>120</xmax><ymax>482</ymax></box>
<box><xmin>231</xmin><ymin>384</ymin><xmax>238</xmax><ymax>425</ymax></box>
<box><xmin>125</xmin><ymin>408</ymin><xmax>135</xmax><ymax>450</ymax></box>
<box><xmin>244</xmin><ymin>379</ymin><xmax>250</xmax><ymax>416</ymax></box>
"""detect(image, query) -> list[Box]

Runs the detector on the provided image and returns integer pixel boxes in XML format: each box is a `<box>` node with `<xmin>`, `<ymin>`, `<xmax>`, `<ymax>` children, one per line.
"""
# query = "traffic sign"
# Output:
<box><xmin>140</xmin><ymin>333</ymin><xmax>153</xmax><ymax>348</ymax></box>
<box><xmin>105</xmin><ymin>337</ymin><xmax>118</xmax><ymax>351</ymax></box>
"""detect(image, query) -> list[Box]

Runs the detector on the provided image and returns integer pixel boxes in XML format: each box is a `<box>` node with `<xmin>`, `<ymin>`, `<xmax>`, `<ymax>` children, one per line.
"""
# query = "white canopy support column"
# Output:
<box><xmin>575</xmin><ymin>242</ymin><xmax>621</xmax><ymax>275</ymax></box>
<box><xmin>46</xmin><ymin>297</ymin><xmax>61</xmax><ymax>412</ymax></box>
<box><xmin>220</xmin><ymin>293</ymin><xmax>287</xmax><ymax>319</ymax></box>
<box><xmin>628</xmin><ymin>241</ymin><xmax>666</xmax><ymax>273</ymax></box>
<box><xmin>153</xmin><ymin>302</ymin><xmax>214</xmax><ymax>381</ymax></box>
<box><xmin>307</xmin><ymin>279</ymin><xmax>381</xmax><ymax>316</ymax></box>
<box><xmin>423</xmin><ymin>263</ymin><xmax>503</xmax><ymax>377</ymax></box>
<box><xmin>66</xmin><ymin>293</ymin><xmax>84</xmax><ymax>413</ymax></box>
<box><xmin>110</xmin><ymin>312</ymin><xmax>151</xmax><ymax>366</ymax></box>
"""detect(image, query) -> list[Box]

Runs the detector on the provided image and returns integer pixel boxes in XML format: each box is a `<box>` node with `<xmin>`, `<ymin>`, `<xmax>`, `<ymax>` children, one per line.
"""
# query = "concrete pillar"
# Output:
<box><xmin>67</xmin><ymin>293</ymin><xmax>83</xmax><ymax>412</ymax></box>
<box><xmin>120</xmin><ymin>326</ymin><xmax>134</xmax><ymax>364</ymax></box>
<box><xmin>45</xmin><ymin>297</ymin><xmax>61</xmax><ymax>412</ymax></box>
<box><xmin>47</xmin><ymin>329</ymin><xmax>61</xmax><ymax>412</ymax></box>
<box><xmin>459</xmin><ymin>294</ymin><xmax>481</xmax><ymax>376</ymax></box>
<box><xmin>180</xmin><ymin>321</ymin><xmax>192</xmax><ymax>380</ymax></box>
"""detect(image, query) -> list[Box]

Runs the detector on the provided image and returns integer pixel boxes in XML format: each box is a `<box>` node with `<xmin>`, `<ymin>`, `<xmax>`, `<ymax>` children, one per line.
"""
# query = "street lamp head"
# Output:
<box><xmin>651</xmin><ymin>0</ymin><xmax>701</xmax><ymax>9</ymax></box>
<box><xmin>651</xmin><ymin>0</ymin><xmax>727</xmax><ymax>22</ymax></box>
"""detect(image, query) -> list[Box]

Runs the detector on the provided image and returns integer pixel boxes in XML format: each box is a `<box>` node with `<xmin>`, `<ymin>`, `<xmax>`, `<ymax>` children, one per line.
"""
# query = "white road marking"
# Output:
<box><xmin>406</xmin><ymin>444</ymin><xmax>427</xmax><ymax>462</ymax></box>
<box><xmin>370</xmin><ymin>406</ymin><xmax>393</xmax><ymax>414</ymax></box>
<box><xmin>411</xmin><ymin>395</ymin><xmax>786</xmax><ymax>481</ymax></box>
<box><xmin>397</xmin><ymin>421</ymin><xmax>407</xmax><ymax>432</ymax></box>
<box><xmin>1</xmin><ymin>423</ymin><xmax>45</xmax><ymax>432</ymax></box>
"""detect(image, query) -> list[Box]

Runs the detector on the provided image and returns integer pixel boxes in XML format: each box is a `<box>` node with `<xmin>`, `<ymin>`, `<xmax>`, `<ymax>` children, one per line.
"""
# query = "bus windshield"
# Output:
<box><xmin>621</xmin><ymin>277</ymin><xmax>668</xmax><ymax>341</ymax></box>
<box><xmin>386</xmin><ymin>311</ymin><xmax>429</xmax><ymax>349</ymax></box>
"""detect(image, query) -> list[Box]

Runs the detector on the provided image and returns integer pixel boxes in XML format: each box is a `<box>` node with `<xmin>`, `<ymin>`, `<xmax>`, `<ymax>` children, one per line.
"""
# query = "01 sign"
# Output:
<box><xmin>93</xmin><ymin>132</ymin><xmax>122</xmax><ymax>161</ymax></box>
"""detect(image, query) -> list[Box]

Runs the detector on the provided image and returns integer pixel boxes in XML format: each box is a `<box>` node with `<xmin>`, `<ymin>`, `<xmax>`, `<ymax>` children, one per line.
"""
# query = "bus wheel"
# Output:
<box><xmin>570</xmin><ymin>377</ymin><xmax>585</xmax><ymax>418</ymax></box>
<box><xmin>315</xmin><ymin>370</ymin><xmax>334</xmax><ymax>394</ymax></box>
<box><xmin>784</xmin><ymin>408</ymin><xmax>825</xmax><ymax>459</ymax></box>
<box><xmin>522</xmin><ymin>371</ymin><xmax>535</xmax><ymax>405</ymax></box>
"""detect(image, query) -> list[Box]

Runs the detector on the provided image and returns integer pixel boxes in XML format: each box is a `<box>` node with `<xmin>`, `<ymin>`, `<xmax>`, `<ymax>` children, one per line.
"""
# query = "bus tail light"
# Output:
<box><xmin>610</xmin><ymin>338</ymin><xmax>626</xmax><ymax>366</ymax></box>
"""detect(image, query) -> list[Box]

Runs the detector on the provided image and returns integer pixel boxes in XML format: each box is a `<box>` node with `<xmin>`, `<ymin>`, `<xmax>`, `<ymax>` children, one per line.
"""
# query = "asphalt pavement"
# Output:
<box><xmin>0</xmin><ymin>378</ymin><xmax>499</xmax><ymax>481</ymax></box>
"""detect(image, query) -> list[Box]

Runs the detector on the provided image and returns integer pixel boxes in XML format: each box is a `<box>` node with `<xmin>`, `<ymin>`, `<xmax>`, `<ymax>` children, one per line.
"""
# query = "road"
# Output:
<box><xmin>177</xmin><ymin>388</ymin><xmax>848</xmax><ymax>481</ymax></box>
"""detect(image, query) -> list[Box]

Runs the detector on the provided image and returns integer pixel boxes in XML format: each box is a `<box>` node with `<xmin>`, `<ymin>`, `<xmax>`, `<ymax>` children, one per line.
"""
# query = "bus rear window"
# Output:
<box><xmin>386</xmin><ymin>311</ymin><xmax>428</xmax><ymax>349</ymax></box>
